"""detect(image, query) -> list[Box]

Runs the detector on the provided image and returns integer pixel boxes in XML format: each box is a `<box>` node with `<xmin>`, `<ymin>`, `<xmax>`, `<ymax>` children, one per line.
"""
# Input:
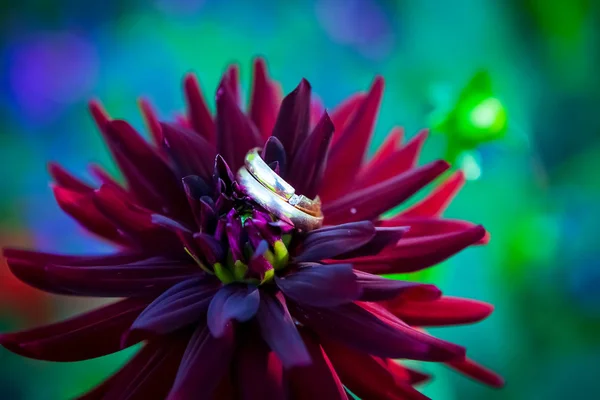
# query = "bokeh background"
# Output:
<box><xmin>1</xmin><ymin>0</ymin><xmax>599</xmax><ymax>399</ymax></box>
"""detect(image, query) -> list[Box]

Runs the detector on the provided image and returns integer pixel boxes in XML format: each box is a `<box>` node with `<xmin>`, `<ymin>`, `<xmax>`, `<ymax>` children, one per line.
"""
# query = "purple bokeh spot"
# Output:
<box><xmin>315</xmin><ymin>0</ymin><xmax>394</xmax><ymax>60</ymax></box>
<box><xmin>10</xmin><ymin>32</ymin><xmax>98</xmax><ymax>122</ymax></box>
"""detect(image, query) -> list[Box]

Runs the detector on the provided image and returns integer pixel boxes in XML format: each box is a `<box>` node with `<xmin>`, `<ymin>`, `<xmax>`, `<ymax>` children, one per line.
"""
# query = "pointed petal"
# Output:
<box><xmin>401</xmin><ymin>170</ymin><xmax>466</xmax><ymax>217</ymax></box>
<box><xmin>183</xmin><ymin>73</ymin><xmax>215</xmax><ymax>144</ymax></box>
<box><xmin>276</xmin><ymin>264</ymin><xmax>360</xmax><ymax>307</ymax></box>
<box><xmin>446</xmin><ymin>358</ymin><xmax>505</xmax><ymax>388</ymax></box>
<box><xmin>356</xmin><ymin>130</ymin><xmax>429</xmax><ymax>188</ymax></box>
<box><xmin>386</xmin><ymin>296</ymin><xmax>494</xmax><ymax>326</ymax></box>
<box><xmin>79</xmin><ymin>334</ymin><xmax>188</xmax><ymax>400</ymax></box>
<box><xmin>250</xmin><ymin>58</ymin><xmax>279</xmax><ymax>139</ymax></box>
<box><xmin>168</xmin><ymin>324</ymin><xmax>235</xmax><ymax>400</ymax></box>
<box><xmin>361</xmin><ymin>128</ymin><xmax>404</xmax><ymax>174</ymax></box>
<box><xmin>350</xmin><ymin>225</ymin><xmax>486</xmax><ymax>274</ymax></box>
<box><xmin>321</xmin><ymin>77</ymin><xmax>384</xmax><ymax>201</ymax></box>
<box><xmin>291</xmin><ymin>301</ymin><xmax>465</xmax><ymax>361</ymax></box>
<box><xmin>48</xmin><ymin>163</ymin><xmax>93</xmax><ymax>193</ymax></box>
<box><xmin>295</xmin><ymin>221</ymin><xmax>376</xmax><ymax>262</ymax></box>
<box><xmin>287</xmin><ymin>111</ymin><xmax>334</xmax><ymax>199</ymax></box>
<box><xmin>125</xmin><ymin>277</ymin><xmax>218</xmax><ymax>344</ymax></box>
<box><xmin>323</xmin><ymin>160</ymin><xmax>450</xmax><ymax>224</ymax></box>
<box><xmin>139</xmin><ymin>98</ymin><xmax>164</xmax><ymax>146</ymax></box>
<box><xmin>287</xmin><ymin>330</ymin><xmax>348</xmax><ymax>400</ymax></box>
<box><xmin>207</xmin><ymin>284</ymin><xmax>260</xmax><ymax>337</ymax></box>
<box><xmin>262</xmin><ymin>136</ymin><xmax>287</xmax><ymax>177</ymax></box>
<box><xmin>226</xmin><ymin>64</ymin><xmax>241</xmax><ymax>106</ymax></box>
<box><xmin>52</xmin><ymin>185</ymin><xmax>126</xmax><ymax>244</ymax></box>
<box><xmin>2</xmin><ymin>248</ymin><xmax>143</xmax><ymax>266</ymax></box>
<box><xmin>322</xmin><ymin>339</ymin><xmax>430</xmax><ymax>400</ymax></box>
<box><xmin>161</xmin><ymin>123</ymin><xmax>216</xmax><ymax>180</ymax></box>
<box><xmin>216</xmin><ymin>80</ymin><xmax>262</xmax><ymax>170</ymax></box>
<box><xmin>234</xmin><ymin>330</ymin><xmax>285</xmax><ymax>400</ymax></box>
<box><xmin>330</xmin><ymin>93</ymin><xmax>366</xmax><ymax>146</ymax></box>
<box><xmin>0</xmin><ymin>298</ymin><xmax>148</xmax><ymax>361</ymax></box>
<box><xmin>354</xmin><ymin>270</ymin><xmax>441</xmax><ymax>302</ymax></box>
<box><xmin>257</xmin><ymin>292</ymin><xmax>310</xmax><ymax>368</ymax></box>
<box><xmin>272</xmin><ymin>79</ymin><xmax>312</xmax><ymax>161</ymax></box>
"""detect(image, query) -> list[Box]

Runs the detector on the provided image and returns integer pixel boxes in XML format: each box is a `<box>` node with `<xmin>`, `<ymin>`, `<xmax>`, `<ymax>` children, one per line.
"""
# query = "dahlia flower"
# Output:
<box><xmin>1</xmin><ymin>59</ymin><xmax>503</xmax><ymax>399</ymax></box>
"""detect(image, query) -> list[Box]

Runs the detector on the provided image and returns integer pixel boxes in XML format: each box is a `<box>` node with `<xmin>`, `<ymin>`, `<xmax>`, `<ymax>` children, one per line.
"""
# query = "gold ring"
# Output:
<box><xmin>237</xmin><ymin>168</ymin><xmax>323</xmax><ymax>232</ymax></box>
<box><xmin>244</xmin><ymin>148</ymin><xmax>321</xmax><ymax>216</ymax></box>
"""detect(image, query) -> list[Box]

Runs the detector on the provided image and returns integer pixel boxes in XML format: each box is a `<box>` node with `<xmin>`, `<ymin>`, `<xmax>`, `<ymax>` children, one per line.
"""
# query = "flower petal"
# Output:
<box><xmin>168</xmin><ymin>324</ymin><xmax>235</xmax><ymax>400</ymax></box>
<box><xmin>276</xmin><ymin>263</ymin><xmax>360</xmax><ymax>307</ymax></box>
<box><xmin>386</xmin><ymin>296</ymin><xmax>494</xmax><ymax>326</ymax></box>
<box><xmin>257</xmin><ymin>292</ymin><xmax>311</xmax><ymax>368</ymax></box>
<box><xmin>262</xmin><ymin>136</ymin><xmax>288</xmax><ymax>177</ymax></box>
<box><xmin>287</xmin><ymin>330</ymin><xmax>348</xmax><ymax>400</ymax></box>
<box><xmin>295</xmin><ymin>221</ymin><xmax>376</xmax><ymax>262</ymax></box>
<box><xmin>355</xmin><ymin>129</ymin><xmax>428</xmax><ymax>189</ymax></box>
<box><xmin>183</xmin><ymin>73</ymin><xmax>215</xmax><ymax>144</ymax></box>
<box><xmin>79</xmin><ymin>333</ymin><xmax>188</xmax><ymax>400</ymax></box>
<box><xmin>350</xmin><ymin>225</ymin><xmax>486</xmax><ymax>274</ymax></box>
<box><xmin>401</xmin><ymin>170</ymin><xmax>466</xmax><ymax>217</ymax></box>
<box><xmin>216</xmin><ymin>78</ymin><xmax>262</xmax><ymax>171</ymax></box>
<box><xmin>272</xmin><ymin>79</ymin><xmax>312</xmax><ymax>161</ymax></box>
<box><xmin>287</xmin><ymin>111</ymin><xmax>334</xmax><ymax>199</ymax></box>
<box><xmin>446</xmin><ymin>358</ymin><xmax>505</xmax><ymax>388</ymax></box>
<box><xmin>250</xmin><ymin>58</ymin><xmax>279</xmax><ymax>139</ymax></box>
<box><xmin>360</xmin><ymin>128</ymin><xmax>403</xmax><ymax>174</ymax></box>
<box><xmin>207</xmin><ymin>284</ymin><xmax>261</xmax><ymax>337</ymax></box>
<box><xmin>139</xmin><ymin>97</ymin><xmax>164</xmax><ymax>146</ymax></box>
<box><xmin>125</xmin><ymin>277</ymin><xmax>218</xmax><ymax>344</ymax></box>
<box><xmin>354</xmin><ymin>270</ymin><xmax>441</xmax><ymax>302</ymax></box>
<box><xmin>321</xmin><ymin>339</ymin><xmax>430</xmax><ymax>400</ymax></box>
<box><xmin>161</xmin><ymin>123</ymin><xmax>216</xmax><ymax>180</ymax></box>
<box><xmin>48</xmin><ymin>162</ymin><xmax>93</xmax><ymax>193</ymax></box>
<box><xmin>321</xmin><ymin>77</ymin><xmax>384</xmax><ymax>201</ymax></box>
<box><xmin>291</xmin><ymin>301</ymin><xmax>465</xmax><ymax>361</ymax></box>
<box><xmin>330</xmin><ymin>93</ymin><xmax>366</xmax><ymax>146</ymax></box>
<box><xmin>0</xmin><ymin>298</ymin><xmax>148</xmax><ymax>362</ymax></box>
<box><xmin>233</xmin><ymin>329</ymin><xmax>286</xmax><ymax>400</ymax></box>
<box><xmin>323</xmin><ymin>160</ymin><xmax>450</xmax><ymax>224</ymax></box>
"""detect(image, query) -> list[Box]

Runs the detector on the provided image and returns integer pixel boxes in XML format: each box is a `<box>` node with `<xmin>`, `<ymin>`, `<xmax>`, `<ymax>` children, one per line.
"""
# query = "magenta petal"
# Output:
<box><xmin>2</xmin><ymin>248</ymin><xmax>144</xmax><ymax>267</ymax></box>
<box><xmin>354</xmin><ymin>270</ymin><xmax>441</xmax><ymax>302</ymax></box>
<box><xmin>234</xmin><ymin>330</ymin><xmax>286</xmax><ymax>400</ymax></box>
<box><xmin>272</xmin><ymin>79</ymin><xmax>312</xmax><ymax>161</ymax></box>
<box><xmin>386</xmin><ymin>296</ymin><xmax>494</xmax><ymax>326</ymax></box>
<box><xmin>291</xmin><ymin>301</ymin><xmax>465</xmax><ymax>361</ymax></box>
<box><xmin>287</xmin><ymin>330</ymin><xmax>348</xmax><ymax>400</ymax></box>
<box><xmin>216</xmin><ymin>79</ymin><xmax>262</xmax><ymax>171</ymax></box>
<box><xmin>125</xmin><ymin>277</ymin><xmax>218</xmax><ymax>343</ymax></box>
<box><xmin>323</xmin><ymin>160</ymin><xmax>450</xmax><ymax>225</ymax></box>
<box><xmin>168</xmin><ymin>324</ymin><xmax>235</xmax><ymax>400</ymax></box>
<box><xmin>446</xmin><ymin>358</ymin><xmax>505</xmax><ymax>388</ymax></box>
<box><xmin>287</xmin><ymin>111</ymin><xmax>334</xmax><ymax>199</ymax></box>
<box><xmin>295</xmin><ymin>221</ymin><xmax>376</xmax><ymax>262</ymax></box>
<box><xmin>48</xmin><ymin>162</ymin><xmax>93</xmax><ymax>193</ymax></box>
<box><xmin>207</xmin><ymin>284</ymin><xmax>260</xmax><ymax>337</ymax></box>
<box><xmin>161</xmin><ymin>122</ymin><xmax>216</xmax><ymax>180</ymax></box>
<box><xmin>257</xmin><ymin>292</ymin><xmax>311</xmax><ymax>368</ymax></box>
<box><xmin>0</xmin><ymin>298</ymin><xmax>148</xmax><ymax>362</ymax></box>
<box><xmin>262</xmin><ymin>136</ymin><xmax>288</xmax><ymax>177</ymax></box>
<box><xmin>183</xmin><ymin>73</ymin><xmax>216</xmax><ymax>144</ymax></box>
<box><xmin>80</xmin><ymin>334</ymin><xmax>188</xmax><ymax>400</ymax></box>
<box><xmin>250</xmin><ymin>58</ymin><xmax>279</xmax><ymax>139</ymax></box>
<box><xmin>275</xmin><ymin>263</ymin><xmax>360</xmax><ymax>307</ymax></box>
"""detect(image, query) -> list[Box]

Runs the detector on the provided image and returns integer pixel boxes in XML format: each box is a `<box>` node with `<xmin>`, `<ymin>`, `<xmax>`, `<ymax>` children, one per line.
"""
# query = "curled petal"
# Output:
<box><xmin>207</xmin><ymin>284</ymin><xmax>261</xmax><ymax>337</ymax></box>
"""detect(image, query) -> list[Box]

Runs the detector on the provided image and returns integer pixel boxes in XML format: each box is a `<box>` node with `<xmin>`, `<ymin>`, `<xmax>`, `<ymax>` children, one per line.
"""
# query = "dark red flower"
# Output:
<box><xmin>1</xmin><ymin>59</ymin><xmax>503</xmax><ymax>399</ymax></box>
